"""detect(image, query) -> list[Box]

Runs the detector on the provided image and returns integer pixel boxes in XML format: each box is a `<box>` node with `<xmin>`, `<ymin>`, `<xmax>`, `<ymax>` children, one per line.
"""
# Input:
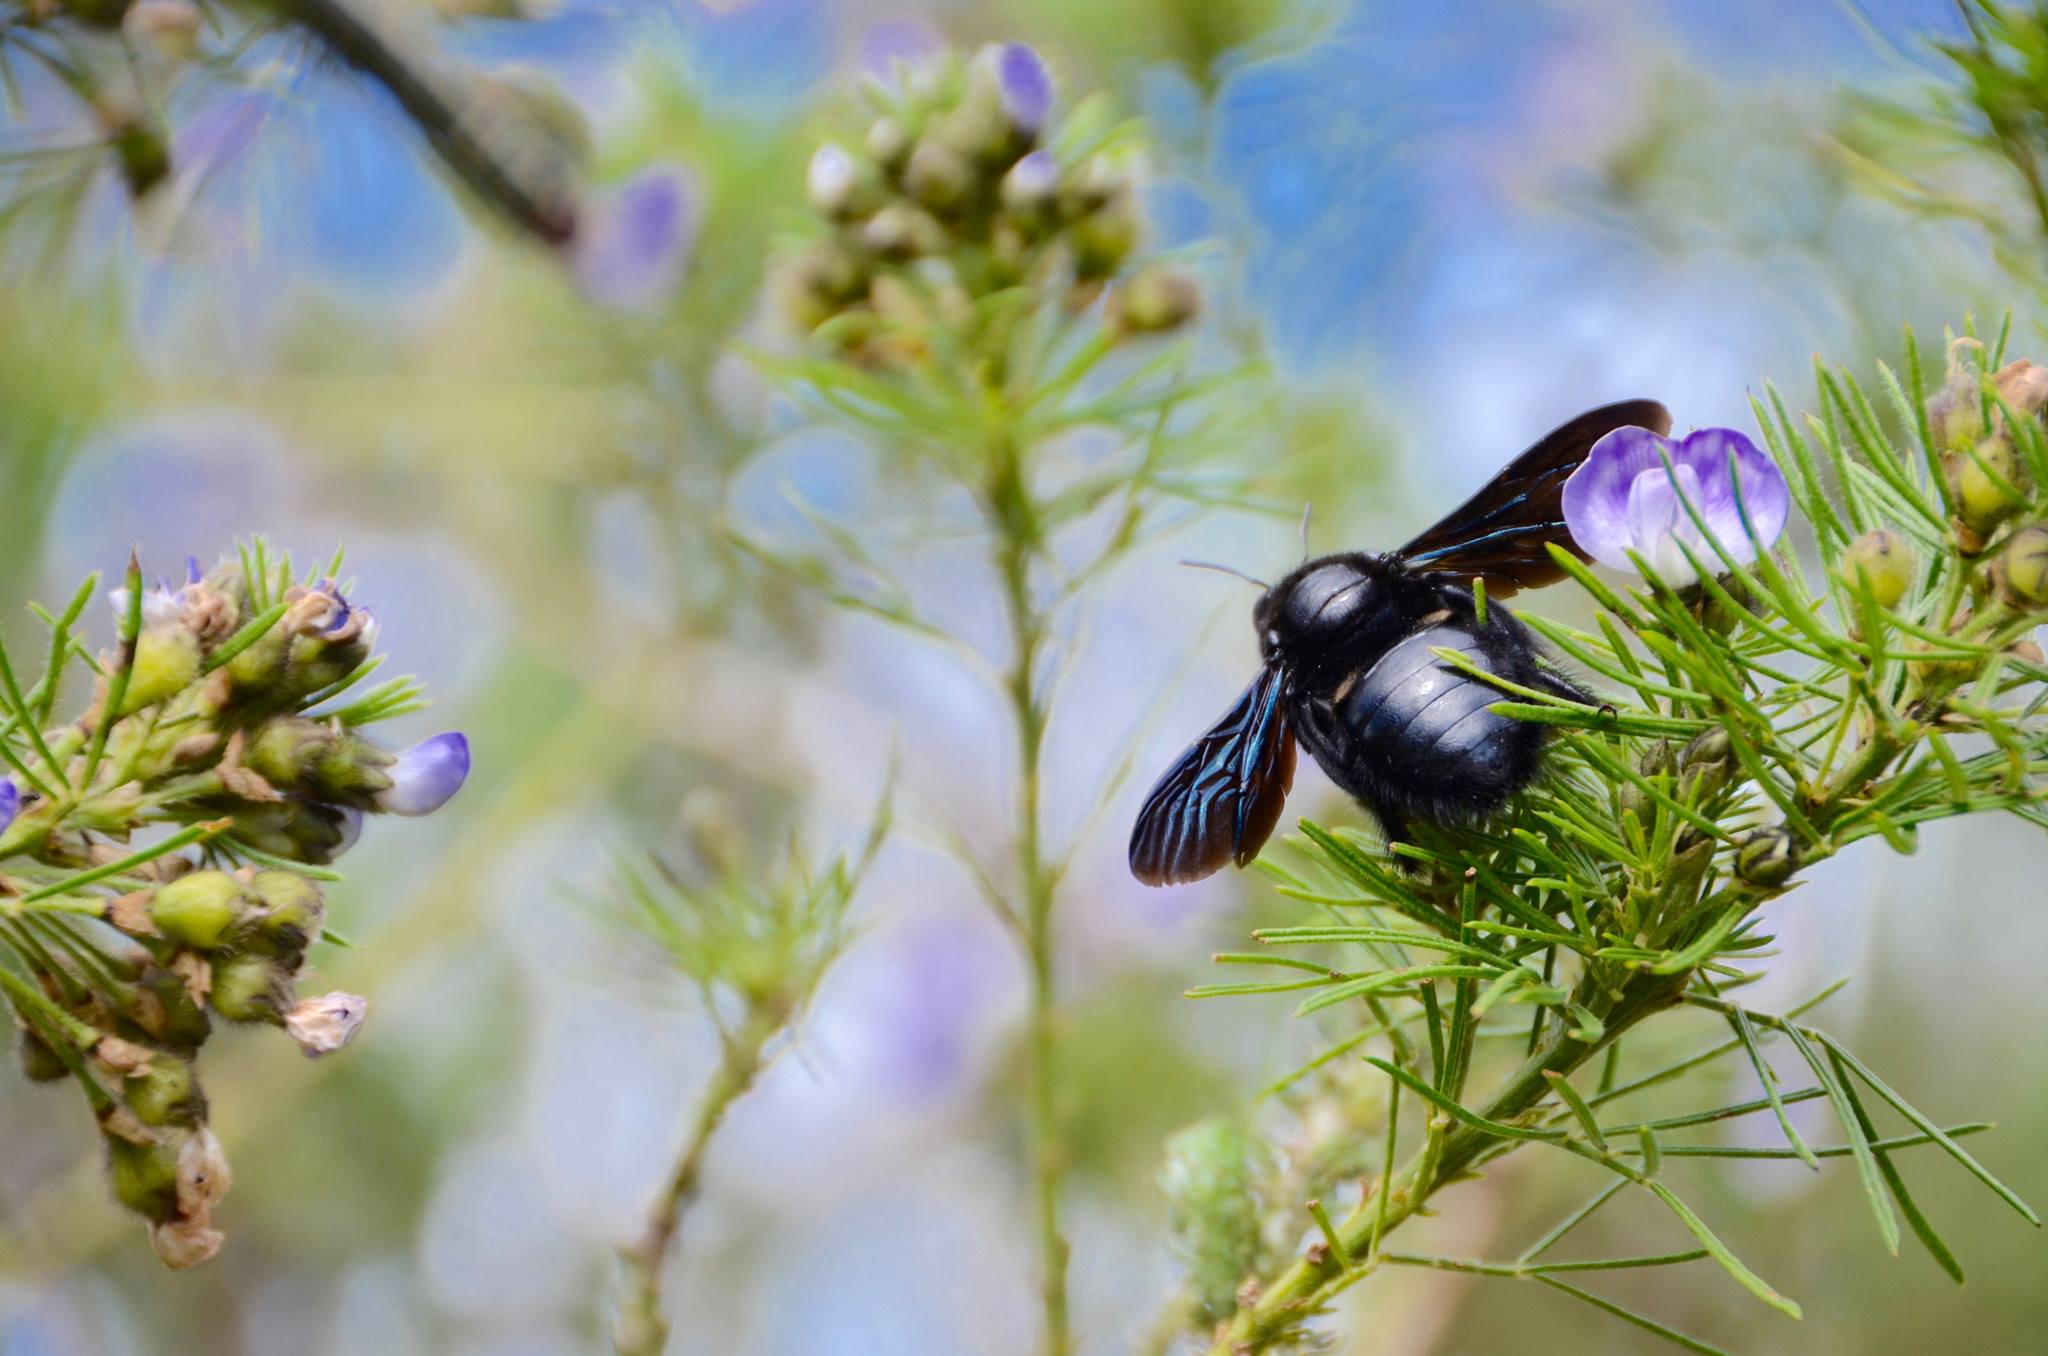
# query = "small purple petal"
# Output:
<box><xmin>0</xmin><ymin>780</ymin><xmax>18</xmax><ymax>835</ymax></box>
<box><xmin>1563</xmin><ymin>426</ymin><xmax>1790</xmax><ymax>587</ymax></box>
<box><xmin>571</xmin><ymin>167</ymin><xmax>698</xmax><ymax>312</ymax></box>
<box><xmin>184</xmin><ymin>556</ymin><xmax>204</xmax><ymax>586</ymax></box>
<box><xmin>376</xmin><ymin>733</ymin><xmax>470</xmax><ymax>816</ymax></box>
<box><xmin>986</xmin><ymin>42</ymin><xmax>1053</xmax><ymax>135</ymax></box>
<box><xmin>806</xmin><ymin>142</ymin><xmax>857</xmax><ymax>214</ymax></box>
<box><xmin>855</xmin><ymin>17</ymin><xmax>943</xmax><ymax>83</ymax></box>
<box><xmin>1001</xmin><ymin>149</ymin><xmax>1060</xmax><ymax>210</ymax></box>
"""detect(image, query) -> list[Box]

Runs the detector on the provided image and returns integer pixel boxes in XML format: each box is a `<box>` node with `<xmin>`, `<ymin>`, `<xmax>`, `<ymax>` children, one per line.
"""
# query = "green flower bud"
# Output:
<box><xmin>133</xmin><ymin>963</ymin><xmax>212</xmax><ymax>1054</ymax></box>
<box><xmin>245</xmin><ymin>717</ymin><xmax>394</xmax><ymax>802</ymax></box>
<box><xmin>148</xmin><ymin>871</ymin><xmax>254</xmax><ymax>951</ymax></box>
<box><xmin>17</xmin><ymin>1025</ymin><xmax>71</xmax><ymax>1082</ymax></box>
<box><xmin>865</xmin><ymin>115</ymin><xmax>915</xmax><ymax>177</ymax></box>
<box><xmin>1162</xmin><ymin>1119</ymin><xmax>1262</xmax><ymax>1324</ymax></box>
<box><xmin>1954</xmin><ymin>438</ymin><xmax>2028</xmax><ymax>538</ymax></box>
<box><xmin>902</xmin><ymin>140</ymin><xmax>972</xmax><ymax>212</ymax></box>
<box><xmin>776</xmin><ymin>241</ymin><xmax>868</xmax><ymax>331</ymax></box>
<box><xmin>125</xmin><ymin>1056</ymin><xmax>205</xmax><ymax>1128</ymax></box>
<box><xmin>224</xmin><ymin>622</ymin><xmax>290</xmax><ymax>704</ymax></box>
<box><xmin>107</xmin><ymin>1135</ymin><xmax>180</xmax><ymax>1223</ymax></box>
<box><xmin>1836</xmin><ymin>529</ymin><xmax>1915</xmax><ymax>608</ymax></box>
<box><xmin>1994</xmin><ymin>525</ymin><xmax>2048</xmax><ymax>610</ymax></box>
<box><xmin>247</xmin><ymin>870</ymin><xmax>326</xmax><ymax>957</ymax></box>
<box><xmin>208</xmin><ymin>953</ymin><xmax>295</xmax><ymax>1025</ymax></box>
<box><xmin>1109</xmin><ymin>265</ymin><xmax>1201</xmax><ymax>335</ymax></box>
<box><xmin>1070</xmin><ymin>192</ymin><xmax>1141</xmax><ymax>282</ymax></box>
<box><xmin>126</xmin><ymin>1</ymin><xmax>203</xmax><ymax>64</ymax></box>
<box><xmin>862</xmin><ymin>204</ymin><xmax>946</xmax><ymax>261</ymax></box>
<box><xmin>805</xmin><ymin>143</ymin><xmax>878</xmax><ymax>220</ymax></box>
<box><xmin>118</xmin><ymin>625</ymin><xmax>203</xmax><ymax>715</ymax></box>
<box><xmin>1735</xmin><ymin>826</ymin><xmax>1798</xmax><ymax>888</ymax></box>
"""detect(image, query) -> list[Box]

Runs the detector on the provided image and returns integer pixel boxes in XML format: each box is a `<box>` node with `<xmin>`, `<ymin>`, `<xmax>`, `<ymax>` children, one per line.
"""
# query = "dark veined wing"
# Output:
<box><xmin>1129</xmin><ymin>664</ymin><xmax>1297</xmax><ymax>886</ymax></box>
<box><xmin>1395</xmin><ymin>399</ymin><xmax>1672</xmax><ymax>597</ymax></box>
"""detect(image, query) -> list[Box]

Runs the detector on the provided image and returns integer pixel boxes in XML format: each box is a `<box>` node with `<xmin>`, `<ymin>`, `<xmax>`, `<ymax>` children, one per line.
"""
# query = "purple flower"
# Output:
<box><xmin>375</xmin><ymin>733</ymin><xmax>470</xmax><ymax>816</ymax></box>
<box><xmin>571</xmin><ymin>167</ymin><xmax>698</xmax><ymax>312</ymax></box>
<box><xmin>0</xmin><ymin>779</ymin><xmax>18</xmax><ymax>835</ymax></box>
<box><xmin>977</xmin><ymin>42</ymin><xmax>1054</xmax><ymax>136</ymax></box>
<box><xmin>855</xmin><ymin>17</ymin><xmax>943</xmax><ymax>83</ymax></box>
<box><xmin>1562</xmin><ymin>427</ymin><xmax>1791</xmax><ymax>588</ymax></box>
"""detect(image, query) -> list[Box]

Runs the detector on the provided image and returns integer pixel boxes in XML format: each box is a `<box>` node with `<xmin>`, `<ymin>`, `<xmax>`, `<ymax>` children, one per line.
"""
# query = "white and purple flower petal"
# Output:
<box><xmin>283</xmin><ymin>991</ymin><xmax>368</xmax><ymax>1057</ymax></box>
<box><xmin>1562</xmin><ymin>426</ymin><xmax>1791</xmax><ymax>588</ymax></box>
<box><xmin>571</xmin><ymin>166</ymin><xmax>698</xmax><ymax>312</ymax></box>
<box><xmin>0</xmin><ymin>779</ymin><xmax>18</xmax><ymax>835</ymax></box>
<box><xmin>375</xmin><ymin>733</ymin><xmax>470</xmax><ymax>816</ymax></box>
<box><xmin>977</xmin><ymin>42</ymin><xmax>1054</xmax><ymax>137</ymax></box>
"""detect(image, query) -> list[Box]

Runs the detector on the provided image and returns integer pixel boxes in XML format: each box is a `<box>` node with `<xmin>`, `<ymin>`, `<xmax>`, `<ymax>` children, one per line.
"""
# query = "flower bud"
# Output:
<box><xmin>862</xmin><ymin>204</ymin><xmax>946</xmax><ymax>261</ymax></box>
<box><xmin>1735</xmin><ymin>826</ymin><xmax>1797</xmax><ymax>888</ymax></box>
<box><xmin>148</xmin><ymin>871</ymin><xmax>254</xmax><ymax>951</ymax></box>
<box><xmin>1836</xmin><ymin>529</ymin><xmax>1915</xmax><ymax>608</ymax></box>
<box><xmin>125</xmin><ymin>1</ymin><xmax>201</xmax><ymax>63</ymax></box>
<box><xmin>118</xmin><ymin>625</ymin><xmax>203</xmax><ymax>715</ymax></box>
<box><xmin>150</xmin><ymin>1216</ymin><xmax>224</xmax><ymax>1270</ymax></box>
<box><xmin>17</xmin><ymin>1025</ymin><xmax>70</xmax><ymax>1082</ymax></box>
<box><xmin>1993</xmin><ymin>358</ymin><xmax>2048</xmax><ymax>421</ymax></box>
<box><xmin>208</xmin><ymin>953</ymin><xmax>294</xmax><ymax>1025</ymax></box>
<box><xmin>1925</xmin><ymin>363</ymin><xmax>1983</xmax><ymax>455</ymax></box>
<box><xmin>375</xmin><ymin>733</ymin><xmax>470</xmax><ymax>816</ymax></box>
<box><xmin>1953</xmin><ymin>438</ymin><xmax>2028</xmax><ymax>538</ymax></box>
<box><xmin>1000</xmin><ymin>149</ymin><xmax>1060</xmax><ymax>221</ymax></box>
<box><xmin>107</xmin><ymin>1135</ymin><xmax>180</xmax><ymax>1223</ymax></box>
<box><xmin>124</xmin><ymin>1055</ymin><xmax>205</xmax><ymax>1128</ymax></box>
<box><xmin>902</xmin><ymin>140</ymin><xmax>972</xmax><ymax>211</ymax></box>
<box><xmin>283</xmin><ymin>992</ymin><xmax>368</xmax><ymax>1057</ymax></box>
<box><xmin>865</xmin><ymin>115</ymin><xmax>915</xmax><ymax>176</ymax></box>
<box><xmin>248</xmin><ymin>869</ymin><xmax>325</xmax><ymax>956</ymax></box>
<box><xmin>805</xmin><ymin>143</ymin><xmax>875</xmax><ymax>219</ymax></box>
<box><xmin>1109</xmin><ymin>265</ymin><xmax>1200</xmax><ymax>335</ymax></box>
<box><xmin>133</xmin><ymin>963</ymin><xmax>212</xmax><ymax>1053</ymax></box>
<box><xmin>969</xmin><ymin>42</ymin><xmax>1053</xmax><ymax>142</ymax></box>
<box><xmin>1994</xmin><ymin>526</ymin><xmax>2048</xmax><ymax>610</ymax></box>
<box><xmin>1162</xmin><ymin>1119</ymin><xmax>1262</xmax><ymax>1324</ymax></box>
<box><xmin>175</xmin><ymin>1126</ymin><xmax>231</xmax><ymax>1216</ymax></box>
<box><xmin>224</xmin><ymin>623</ymin><xmax>291</xmax><ymax>704</ymax></box>
<box><xmin>1070</xmin><ymin>191</ymin><xmax>1141</xmax><ymax>282</ymax></box>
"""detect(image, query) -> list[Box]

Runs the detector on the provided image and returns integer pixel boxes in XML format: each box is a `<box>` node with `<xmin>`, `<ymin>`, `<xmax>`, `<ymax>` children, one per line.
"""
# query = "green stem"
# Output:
<box><xmin>1208</xmin><ymin>975</ymin><xmax>1686</xmax><ymax>1354</ymax></box>
<box><xmin>989</xmin><ymin>427</ymin><xmax>1072</xmax><ymax>1356</ymax></box>
<box><xmin>613</xmin><ymin>1009</ymin><xmax>776</xmax><ymax>1356</ymax></box>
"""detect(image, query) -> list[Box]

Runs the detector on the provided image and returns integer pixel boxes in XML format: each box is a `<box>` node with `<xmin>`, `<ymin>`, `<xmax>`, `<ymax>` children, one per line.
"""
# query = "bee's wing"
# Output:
<box><xmin>1129</xmin><ymin>665</ymin><xmax>1297</xmax><ymax>886</ymax></box>
<box><xmin>1395</xmin><ymin>399</ymin><xmax>1672</xmax><ymax>597</ymax></box>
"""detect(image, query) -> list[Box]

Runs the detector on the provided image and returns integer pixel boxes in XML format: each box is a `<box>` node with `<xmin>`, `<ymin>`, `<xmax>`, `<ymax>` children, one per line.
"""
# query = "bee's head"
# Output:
<box><xmin>1256</xmin><ymin>554</ymin><xmax>1382</xmax><ymax>661</ymax></box>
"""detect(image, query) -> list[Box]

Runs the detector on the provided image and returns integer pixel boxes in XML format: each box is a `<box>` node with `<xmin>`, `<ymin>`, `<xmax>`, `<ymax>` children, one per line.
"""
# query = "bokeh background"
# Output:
<box><xmin>3</xmin><ymin>1</ymin><xmax>2046</xmax><ymax>1353</ymax></box>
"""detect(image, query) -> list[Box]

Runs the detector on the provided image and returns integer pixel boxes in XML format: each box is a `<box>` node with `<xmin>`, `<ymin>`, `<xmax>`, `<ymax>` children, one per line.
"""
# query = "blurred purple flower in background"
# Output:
<box><xmin>855</xmin><ymin>16</ymin><xmax>943</xmax><ymax>80</ymax></box>
<box><xmin>1563</xmin><ymin>426</ymin><xmax>1790</xmax><ymax>586</ymax></box>
<box><xmin>0</xmin><ymin>779</ymin><xmax>18</xmax><ymax>835</ymax></box>
<box><xmin>570</xmin><ymin>166</ymin><xmax>698</xmax><ymax>310</ymax></box>
<box><xmin>376</xmin><ymin>733</ymin><xmax>472</xmax><ymax>816</ymax></box>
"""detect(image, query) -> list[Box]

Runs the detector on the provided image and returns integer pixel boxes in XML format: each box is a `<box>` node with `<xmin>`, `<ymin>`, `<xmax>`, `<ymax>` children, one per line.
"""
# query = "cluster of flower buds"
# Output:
<box><xmin>777</xmin><ymin>42</ymin><xmax>1200</xmax><ymax>369</ymax></box>
<box><xmin>1927</xmin><ymin>349</ymin><xmax>2048</xmax><ymax>576</ymax></box>
<box><xmin>1</xmin><ymin>546</ymin><xmax>470</xmax><ymax>1268</ymax></box>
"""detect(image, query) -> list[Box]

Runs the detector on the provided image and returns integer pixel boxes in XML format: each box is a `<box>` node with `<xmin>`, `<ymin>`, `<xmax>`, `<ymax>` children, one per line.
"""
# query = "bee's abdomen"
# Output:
<box><xmin>1331</xmin><ymin>624</ymin><xmax>1538</xmax><ymax>812</ymax></box>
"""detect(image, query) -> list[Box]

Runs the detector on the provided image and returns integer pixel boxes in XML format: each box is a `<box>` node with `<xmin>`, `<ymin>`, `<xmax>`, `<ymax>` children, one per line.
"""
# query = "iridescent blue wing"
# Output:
<box><xmin>1129</xmin><ymin>665</ymin><xmax>1297</xmax><ymax>886</ymax></box>
<box><xmin>1397</xmin><ymin>399</ymin><xmax>1672</xmax><ymax>597</ymax></box>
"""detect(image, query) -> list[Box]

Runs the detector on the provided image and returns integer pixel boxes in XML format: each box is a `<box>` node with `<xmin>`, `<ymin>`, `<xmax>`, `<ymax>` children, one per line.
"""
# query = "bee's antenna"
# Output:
<box><xmin>1298</xmin><ymin>502</ymin><xmax>1313</xmax><ymax>562</ymax></box>
<box><xmin>1179</xmin><ymin>559</ymin><xmax>1270</xmax><ymax>590</ymax></box>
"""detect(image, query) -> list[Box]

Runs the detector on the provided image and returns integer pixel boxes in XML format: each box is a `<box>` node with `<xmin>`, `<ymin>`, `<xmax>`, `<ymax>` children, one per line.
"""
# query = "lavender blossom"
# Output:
<box><xmin>374</xmin><ymin>733</ymin><xmax>471</xmax><ymax>816</ymax></box>
<box><xmin>1562</xmin><ymin>426</ymin><xmax>1791</xmax><ymax>587</ymax></box>
<box><xmin>977</xmin><ymin>42</ymin><xmax>1054</xmax><ymax>136</ymax></box>
<box><xmin>572</xmin><ymin>167</ymin><xmax>698</xmax><ymax>311</ymax></box>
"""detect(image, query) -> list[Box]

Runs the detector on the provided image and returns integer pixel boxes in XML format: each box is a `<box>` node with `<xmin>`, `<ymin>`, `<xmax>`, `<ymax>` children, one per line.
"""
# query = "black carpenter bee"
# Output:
<box><xmin>1129</xmin><ymin>399</ymin><xmax>1673</xmax><ymax>886</ymax></box>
